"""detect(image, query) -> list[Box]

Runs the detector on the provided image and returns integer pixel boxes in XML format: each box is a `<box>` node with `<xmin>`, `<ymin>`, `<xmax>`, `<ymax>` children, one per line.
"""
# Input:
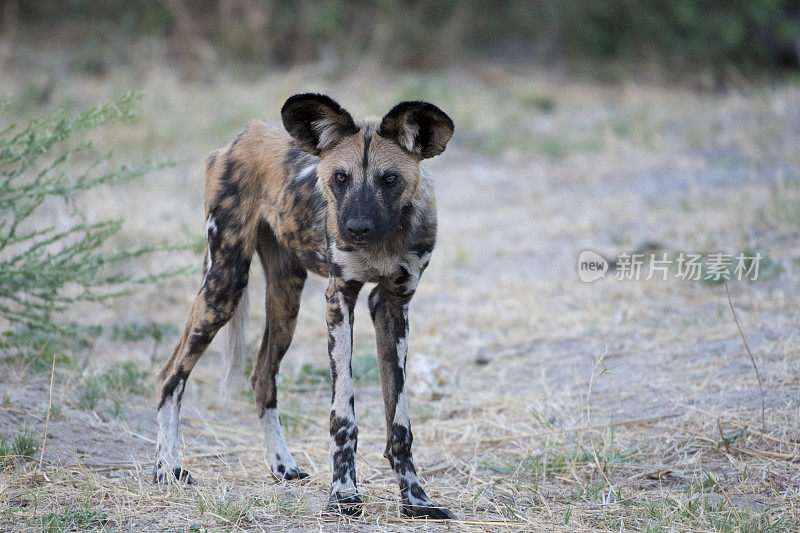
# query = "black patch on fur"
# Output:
<box><xmin>217</xmin><ymin>156</ymin><xmax>243</xmax><ymax>205</ymax></box>
<box><xmin>186</xmin><ymin>327</ymin><xmax>212</xmax><ymax>358</ymax></box>
<box><xmin>397</xmin><ymin>203</ymin><xmax>414</xmax><ymax>232</ymax></box>
<box><xmin>327</xmin><ymin>331</ymin><xmax>337</xmax><ymax>353</ymax></box>
<box><xmin>329</xmin><ymin>415</ymin><xmax>358</xmax><ymax>486</ymax></box>
<box><xmin>332</xmin><ymin>445</ymin><xmax>356</xmax><ymax>486</ymax></box>
<box><xmin>386</xmin><ymin>422</ymin><xmax>417</xmax><ymax>480</ymax></box>
<box><xmin>327</xmin><ymin>492</ymin><xmax>363</xmax><ymax>516</ymax></box>
<box><xmin>402</xmin><ymin>502</ymin><xmax>456</xmax><ymax>520</ymax></box>
<box><xmin>390</xmin><ymin>423</ymin><xmax>413</xmax><ymax>459</ymax></box>
<box><xmin>411</xmin><ymin>240</ymin><xmax>435</xmax><ymax>259</ymax></box>
<box><xmin>340</xmin><ymin>280</ymin><xmax>363</xmax><ymax>310</ymax></box>
<box><xmin>287</xmin><ymin>171</ymin><xmax>319</xmax><ymax>197</ymax></box>
<box><xmin>368</xmin><ymin>287</ymin><xmax>380</xmax><ymax>322</ymax></box>
<box><xmin>282</xmin><ymin>468</ymin><xmax>309</xmax><ymax>481</ymax></box>
<box><xmin>174</xmin><ymin>467</ymin><xmax>195</xmax><ymax>484</ymax></box>
<box><xmin>153</xmin><ymin>462</ymin><xmax>195</xmax><ymax>485</ymax></box>
<box><xmin>328</xmin><ymin>342</ymin><xmax>338</xmax><ymax>404</ymax></box>
<box><xmin>283</xmin><ymin>140</ymin><xmax>319</xmax><ymax>178</ymax></box>
<box><xmin>263</xmin><ymin>397</ymin><xmax>278</xmax><ymax>410</ymax></box>
<box><xmin>158</xmin><ymin>368</ymin><xmax>189</xmax><ymax>410</ymax></box>
<box><xmin>362</xmin><ymin>131</ymin><xmax>372</xmax><ymax>174</ymax></box>
<box><xmin>202</xmin><ymin>177</ymin><xmax>251</xmax><ymax>324</ymax></box>
<box><xmin>327</xmin><ymin>302</ymin><xmax>344</xmax><ymax>325</ymax></box>
<box><xmin>393</xmin><ymin>362</ymin><xmax>405</xmax><ymax>408</ymax></box>
<box><xmin>391</xmin><ymin>310</ymin><xmax>407</xmax><ymax>340</ymax></box>
<box><xmin>329</xmin><ymin>260</ymin><xmax>344</xmax><ymax>280</ymax></box>
<box><xmin>408</xmin><ymin>483</ymin><xmax>427</xmax><ymax>501</ymax></box>
<box><xmin>395</xmin><ymin>266</ymin><xmax>410</xmax><ymax>287</ymax></box>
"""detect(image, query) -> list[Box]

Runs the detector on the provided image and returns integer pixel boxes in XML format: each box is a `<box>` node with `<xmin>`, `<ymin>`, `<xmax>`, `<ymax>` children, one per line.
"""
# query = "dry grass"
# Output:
<box><xmin>1</xmin><ymin>45</ymin><xmax>800</xmax><ymax>531</ymax></box>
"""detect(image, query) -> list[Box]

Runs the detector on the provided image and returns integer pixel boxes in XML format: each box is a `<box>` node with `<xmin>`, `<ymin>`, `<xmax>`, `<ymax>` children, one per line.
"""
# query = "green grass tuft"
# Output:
<box><xmin>493</xmin><ymin>429</ymin><xmax>637</xmax><ymax>483</ymax></box>
<box><xmin>77</xmin><ymin>377</ymin><xmax>102</xmax><ymax>411</ymax></box>
<box><xmin>38</xmin><ymin>507</ymin><xmax>108</xmax><ymax>532</ymax></box>
<box><xmin>213</xmin><ymin>498</ymin><xmax>253</xmax><ymax>526</ymax></box>
<box><xmin>101</xmin><ymin>361</ymin><xmax>148</xmax><ymax>396</ymax></box>
<box><xmin>0</xmin><ymin>425</ymin><xmax>39</xmax><ymax>464</ymax></box>
<box><xmin>12</xmin><ymin>425</ymin><xmax>38</xmax><ymax>461</ymax></box>
<box><xmin>641</xmin><ymin>495</ymin><xmax>792</xmax><ymax>532</ymax></box>
<box><xmin>0</xmin><ymin>436</ymin><xmax>10</xmax><ymax>464</ymax></box>
<box><xmin>76</xmin><ymin>361</ymin><xmax>149</xmax><ymax>413</ymax></box>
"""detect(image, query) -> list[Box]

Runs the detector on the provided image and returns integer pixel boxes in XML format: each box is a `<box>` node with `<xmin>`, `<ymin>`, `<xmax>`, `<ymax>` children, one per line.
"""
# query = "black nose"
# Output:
<box><xmin>346</xmin><ymin>218</ymin><xmax>374</xmax><ymax>240</ymax></box>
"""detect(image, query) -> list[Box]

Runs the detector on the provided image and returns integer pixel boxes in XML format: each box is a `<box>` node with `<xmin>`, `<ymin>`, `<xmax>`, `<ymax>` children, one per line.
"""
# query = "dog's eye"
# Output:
<box><xmin>334</xmin><ymin>172</ymin><xmax>348</xmax><ymax>184</ymax></box>
<box><xmin>384</xmin><ymin>174</ymin><xmax>397</xmax><ymax>185</ymax></box>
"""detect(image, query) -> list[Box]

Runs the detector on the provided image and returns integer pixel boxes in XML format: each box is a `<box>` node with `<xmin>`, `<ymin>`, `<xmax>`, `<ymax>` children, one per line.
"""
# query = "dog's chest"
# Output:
<box><xmin>331</xmin><ymin>244</ymin><xmax>430</xmax><ymax>290</ymax></box>
<box><xmin>336</xmin><ymin>248</ymin><xmax>399</xmax><ymax>282</ymax></box>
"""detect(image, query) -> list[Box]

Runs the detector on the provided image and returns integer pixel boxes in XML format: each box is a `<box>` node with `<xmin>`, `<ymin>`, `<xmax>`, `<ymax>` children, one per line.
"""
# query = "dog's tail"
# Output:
<box><xmin>218</xmin><ymin>288</ymin><xmax>250</xmax><ymax>402</ymax></box>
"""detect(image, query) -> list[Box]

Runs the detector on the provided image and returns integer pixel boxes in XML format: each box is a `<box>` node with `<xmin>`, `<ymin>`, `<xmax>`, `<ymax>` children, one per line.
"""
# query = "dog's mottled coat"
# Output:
<box><xmin>154</xmin><ymin>93</ymin><xmax>454</xmax><ymax>519</ymax></box>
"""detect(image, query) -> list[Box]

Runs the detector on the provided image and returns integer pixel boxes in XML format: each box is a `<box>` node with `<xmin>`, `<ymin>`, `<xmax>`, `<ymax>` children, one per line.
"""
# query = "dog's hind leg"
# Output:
<box><xmin>153</xmin><ymin>210</ymin><xmax>254</xmax><ymax>484</ymax></box>
<box><xmin>249</xmin><ymin>226</ymin><xmax>308</xmax><ymax>480</ymax></box>
<box><xmin>154</xmin><ymin>152</ymin><xmax>259</xmax><ymax>484</ymax></box>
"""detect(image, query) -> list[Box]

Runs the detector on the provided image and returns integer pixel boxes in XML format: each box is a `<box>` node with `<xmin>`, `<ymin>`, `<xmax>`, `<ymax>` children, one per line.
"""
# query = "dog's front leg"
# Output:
<box><xmin>325</xmin><ymin>277</ymin><xmax>364</xmax><ymax>516</ymax></box>
<box><xmin>368</xmin><ymin>285</ymin><xmax>455</xmax><ymax>519</ymax></box>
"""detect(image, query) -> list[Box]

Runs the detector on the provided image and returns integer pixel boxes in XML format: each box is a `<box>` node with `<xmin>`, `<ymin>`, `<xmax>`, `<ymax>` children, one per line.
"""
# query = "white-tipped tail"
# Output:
<box><xmin>219</xmin><ymin>288</ymin><xmax>249</xmax><ymax>402</ymax></box>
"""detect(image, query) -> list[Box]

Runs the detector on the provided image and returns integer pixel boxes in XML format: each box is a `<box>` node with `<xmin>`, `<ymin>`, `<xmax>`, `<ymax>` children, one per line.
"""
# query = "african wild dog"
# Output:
<box><xmin>153</xmin><ymin>93</ymin><xmax>454</xmax><ymax>519</ymax></box>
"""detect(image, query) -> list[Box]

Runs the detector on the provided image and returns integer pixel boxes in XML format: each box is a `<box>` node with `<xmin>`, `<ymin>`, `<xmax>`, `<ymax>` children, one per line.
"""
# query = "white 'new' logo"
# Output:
<box><xmin>578</xmin><ymin>250</ymin><xmax>608</xmax><ymax>283</ymax></box>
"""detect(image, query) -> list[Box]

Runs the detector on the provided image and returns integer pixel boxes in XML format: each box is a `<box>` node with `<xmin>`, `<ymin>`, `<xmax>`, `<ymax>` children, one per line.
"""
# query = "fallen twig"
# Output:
<box><xmin>38</xmin><ymin>350</ymin><xmax>56</xmax><ymax>470</ymax></box>
<box><xmin>724</xmin><ymin>281</ymin><xmax>766</xmax><ymax>432</ymax></box>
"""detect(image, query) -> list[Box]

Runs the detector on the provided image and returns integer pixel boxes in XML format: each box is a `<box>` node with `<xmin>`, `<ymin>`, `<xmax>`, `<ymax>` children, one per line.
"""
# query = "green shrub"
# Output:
<box><xmin>0</xmin><ymin>93</ymin><xmax>180</xmax><ymax>361</ymax></box>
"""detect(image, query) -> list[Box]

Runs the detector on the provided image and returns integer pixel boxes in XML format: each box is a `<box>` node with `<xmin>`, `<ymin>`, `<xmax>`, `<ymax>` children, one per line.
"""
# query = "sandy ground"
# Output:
<box><xmin>1</xmin><ymin>58</ymin><xmax>800</xmax><ymax>531</ymax></box>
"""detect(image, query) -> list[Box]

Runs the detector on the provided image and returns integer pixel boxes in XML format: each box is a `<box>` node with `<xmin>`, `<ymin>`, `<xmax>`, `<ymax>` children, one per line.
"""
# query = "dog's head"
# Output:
<box><xmin>281</xmin><ymin>93</ymin><xmax>453</xmax><ymax>246</ymax></box>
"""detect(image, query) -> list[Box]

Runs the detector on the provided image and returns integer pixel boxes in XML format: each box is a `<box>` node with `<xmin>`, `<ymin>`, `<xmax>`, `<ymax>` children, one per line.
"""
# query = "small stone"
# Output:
<box><xmin>474</xmin><ymin>351</ymin><xmax>491</xmax><ymax>365</ymax></box>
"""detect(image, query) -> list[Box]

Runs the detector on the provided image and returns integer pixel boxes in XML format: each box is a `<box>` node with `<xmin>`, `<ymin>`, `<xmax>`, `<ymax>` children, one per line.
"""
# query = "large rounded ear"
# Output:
<box><xmin>378</xmin><ymin>101</ymin><xmax>454</xmax><ymax>159</ymax></box>
<box><xmin>281</xmin><ymin>93</ymin><xmax>359</xmax><ymax>155</ymax></box>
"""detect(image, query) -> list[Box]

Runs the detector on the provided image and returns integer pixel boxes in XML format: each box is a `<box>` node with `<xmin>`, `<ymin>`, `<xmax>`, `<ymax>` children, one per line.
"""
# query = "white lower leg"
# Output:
<box><xmin>155</xmin><ymin>379</ymin><xmax>185</xmax><ymax>481</ymax></box>
<box><xmin>260</xmin><ymin>407</ymin><xmax>301</xmax><ymax>477</ymax></box>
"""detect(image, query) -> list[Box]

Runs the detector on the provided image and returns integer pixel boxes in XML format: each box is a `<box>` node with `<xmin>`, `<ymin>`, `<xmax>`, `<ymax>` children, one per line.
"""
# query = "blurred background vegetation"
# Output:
<box><xmin>3</xmin><ymin>0</ymin><xmax>800</xmax><ymax>82</ymax></box>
